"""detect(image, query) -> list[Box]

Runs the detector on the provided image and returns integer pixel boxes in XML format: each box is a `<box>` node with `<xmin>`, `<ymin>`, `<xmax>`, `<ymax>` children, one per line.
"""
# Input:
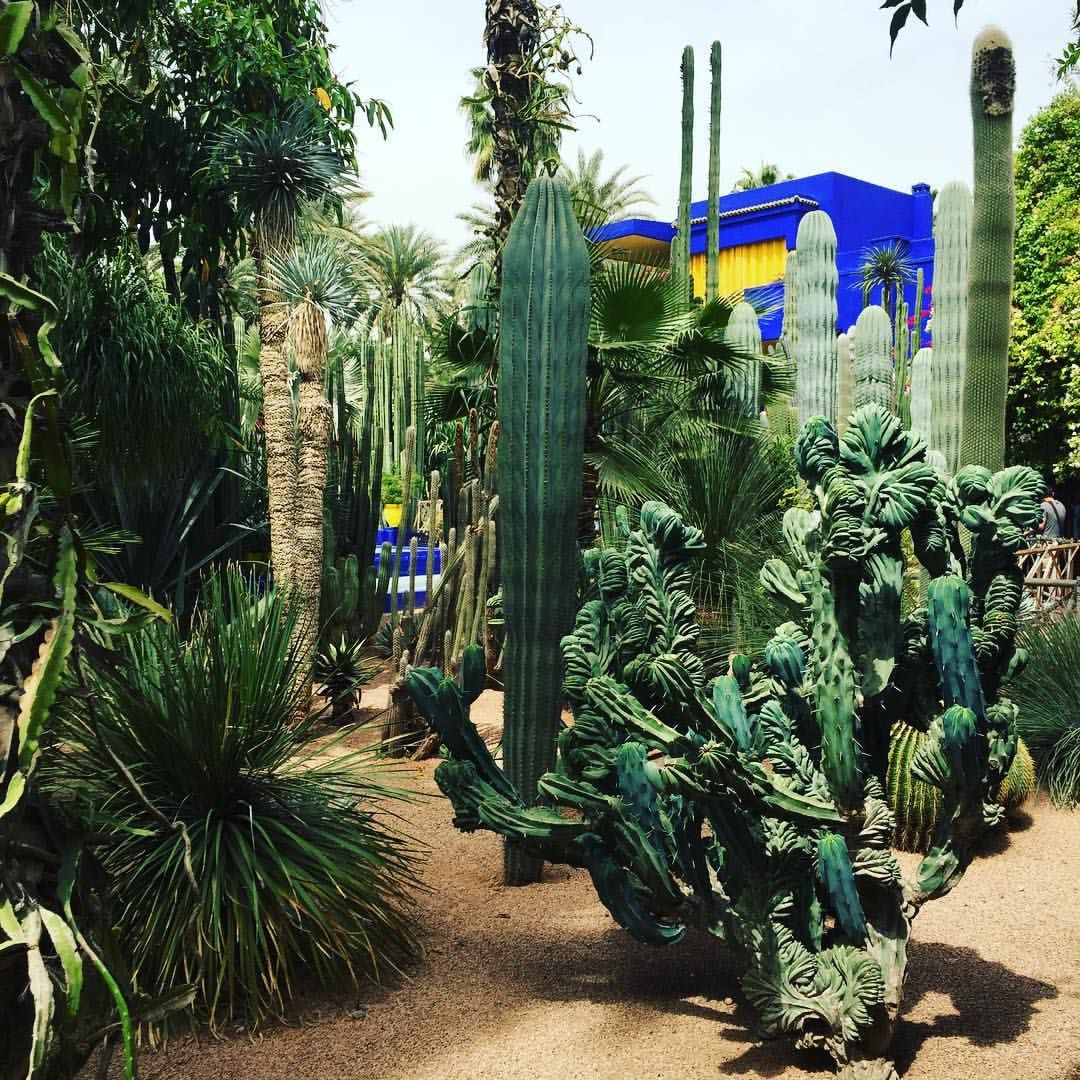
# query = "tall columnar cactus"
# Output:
<box><xmin>853</xmin><ymin>304</ymin><xmax>895</xmax><ymax>411</ymax></box>
<box><xmin>836</xmin><ymin>331</ymin><xmax>854</xmax><ymax>434</ymax></box>
<box><xmin>908</xmin><ymin>346</ymin><xmax>934</xmax><ymax>449</ymax></box>
<box><xmin>671</xmin><ymin>45</ymin><xmax>694</xmax><ymax>301</ymax></box>
<box><xmin>781</xmin><ymin>249</ymin><xmax>799</xmax><ymax>363</ymax></box>
<box><xmin>407</xmin><ymin>403</ymin><xmax>1043</xmax><ymax>1076</ymax></box>
<box><xmin>930</xmin><ymin>182</ymin><xmax>972</xmax><ymax>474</ymax></box>
<box><xmin>794</xmin><ymin>210</ymin><xmax>838</xmax><ymax>424</ymax></box>
<box><xmin>726</xmin><ymin>299</ymin><xmax>762</xmax><ymax>417</ymax></box>
<box><xmin>959</xmin><ymin>28</ymin><xmax>1015</xmax><ymax>474</ymax></box>
<box><xmin>705</xmin><ymin>40</ymin><xmax>722</xmax><ymax>302</ymax></box>
<box><xmin>496</xmin><ymin>175</ymin><xmax>589</xmax><ymax>884</ymax></box>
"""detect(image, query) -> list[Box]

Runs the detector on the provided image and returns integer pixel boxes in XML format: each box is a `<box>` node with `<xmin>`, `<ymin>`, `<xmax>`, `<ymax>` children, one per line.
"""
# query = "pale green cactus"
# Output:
<box><xmin>909</xmin><ymin>346</ymin><xmax>933</xmax><ymax>449</ymax></box>
<box><xmin>836</xmin><ymin>331</ymin><xmax>854</xmax><ymax>435</ymax></box>
<box><xmin>930</xmin><ymin>182</ymin><xmax>971</xmax><ymax>474</ymax></box>
<box><xmin>726</xmin><ymin>299</ymin><xmax>762</xmax><ymax>417</ymax></box>
<box><xmin>794</xmin><ymin>210</ymin><xmax>838</xmax><ymax>424</ymax></box>
<box><xmin>853</xmin><ymin>304</ymin><xmax>895</xmax><ymax>412</ymax></box>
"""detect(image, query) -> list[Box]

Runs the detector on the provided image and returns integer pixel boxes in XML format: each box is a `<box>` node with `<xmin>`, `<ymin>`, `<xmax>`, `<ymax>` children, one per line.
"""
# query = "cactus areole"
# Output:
<box><xmin>495</xmin><ymin>175</ymin><xmax>589</xmax><ymax>884</ymax></box>
<box><xmin>406</xmin><ymin>402</ymin><xmax>1043</xmax><ymax>1075</ymax></box>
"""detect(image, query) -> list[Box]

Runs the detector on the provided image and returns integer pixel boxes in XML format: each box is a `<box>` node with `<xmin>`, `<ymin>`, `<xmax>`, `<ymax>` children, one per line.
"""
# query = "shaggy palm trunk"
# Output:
<box><xmin>484</xmin><ymin>0</ymin><xmax>540</xmax><ymax>260</ymax></box>
<box><xmin>291</xmin><ymin>298</ymin><xmax>332</xmax><ymax>704</ymax></box>
<box><xmin>256</xmin><ymin>246</ymin><xmax>299</xmax><ymax>584</ymax></box>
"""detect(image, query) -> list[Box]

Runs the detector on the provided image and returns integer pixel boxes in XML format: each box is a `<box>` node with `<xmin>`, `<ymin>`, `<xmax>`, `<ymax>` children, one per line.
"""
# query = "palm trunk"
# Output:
<box><xmin>291</xmin><ymin>298</ymin><xmax>332</xmax><ymax>707</ymax></box>
<box><xmin>484</xmin><ymin>0</ymin><xmax>540</xmax><ymax>259</ymax></box>
<box><xmin>257</xmin><ymin>251</ymin><xmax>298</xmax><ymax>584</ymax></box>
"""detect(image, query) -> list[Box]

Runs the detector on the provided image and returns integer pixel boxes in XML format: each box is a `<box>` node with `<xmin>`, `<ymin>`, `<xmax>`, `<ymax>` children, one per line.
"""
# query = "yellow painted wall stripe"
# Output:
<box><xmin>690</xmin><ymin>236</ymin><xmax>788</xmax><ymax>299</ymax></box>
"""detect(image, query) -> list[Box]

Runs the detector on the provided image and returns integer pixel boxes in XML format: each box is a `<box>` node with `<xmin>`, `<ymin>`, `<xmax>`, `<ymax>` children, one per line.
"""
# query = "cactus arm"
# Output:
<box><xmin>817</xmin><ymin>832</ymin><xmax>868</xmax><ymax>941</ymax></box>
<box><xmin>705</xmin><ymin>41</ymin><xmax>722</xmax><ymax>302</ymax></box>
<box><xmin>959</xmin><ymin>28</ymin><xmax>1016</xmax><ymax>474</ymax></box>
<box><xmin>671</xmin><ymin>45</ymin><xmax>695</xmax><ymax>299</ymax></box>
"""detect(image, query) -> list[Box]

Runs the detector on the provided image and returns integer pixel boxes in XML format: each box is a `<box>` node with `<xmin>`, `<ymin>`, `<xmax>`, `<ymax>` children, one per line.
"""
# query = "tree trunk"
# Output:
<box><xmin>484</xmin><ymin>0</ymin><xmax>541</xmax><ymax>258</ymax></box>
<box><xmin>290</xmin><ymin>299</ymin><xmax>332</xmax><ymax>707</ymax></box>
<box><xmin>258</xmin><ymin>256</ymin><xmax>298</xmax><ymax>584</ymax></box>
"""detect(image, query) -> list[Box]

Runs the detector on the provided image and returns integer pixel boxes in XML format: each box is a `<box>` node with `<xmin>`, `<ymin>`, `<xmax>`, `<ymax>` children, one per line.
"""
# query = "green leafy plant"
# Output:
<box><xmin>1011</xmin><ymin>614</ymin><xmax>1080</xmax><ymax>807</ymax></box>
<box><xmin>381</xmin><ymin>469</ymin><xmax>423</xmax><ymax>505</ymax></box>
<box><xmin>48</xmin><ymin>570</ymin><xmax>420</xmax><ymax>1028</ymax></box>
<box><xmin>315</xmin><ymin>636</ymin><xmax>378</xmax><ymax>723</ymax></box>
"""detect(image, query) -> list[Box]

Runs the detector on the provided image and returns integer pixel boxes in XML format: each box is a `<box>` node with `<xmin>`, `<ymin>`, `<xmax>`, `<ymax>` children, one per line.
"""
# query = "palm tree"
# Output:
<box><xmin>357</xmin><ymin>223</ymin><xmax>448</xmax><ymax>331</ymax></box>
<box><xmin>558</xmin><ymin>148</ymin><xmax>656</xmax><ymax>223</ymax></box>
<box><xmin>856</xmin><ymin>239</ymin><xmax>914</xmax><ymax>316</ymax></box>
<box><xmin>732</xmin><ymin>162</ymin><xmax>795</xmax><ymax>191</ymax></box>
<box><xmin>213</xmin><ymin>104</ymin><xmax>352</xmax><ymax>689</ymax></box>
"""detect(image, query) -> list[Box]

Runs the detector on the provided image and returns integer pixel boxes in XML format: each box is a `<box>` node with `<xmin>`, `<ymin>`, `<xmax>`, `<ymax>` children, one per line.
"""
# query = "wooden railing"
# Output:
<box><xmin>1016</xmin><ymin>540</ymin><xmax>1080</xmax><ymax>611</ymax></box>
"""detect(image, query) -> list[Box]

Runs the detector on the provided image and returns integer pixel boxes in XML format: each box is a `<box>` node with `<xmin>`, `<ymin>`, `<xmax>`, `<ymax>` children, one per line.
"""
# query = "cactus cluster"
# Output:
<box><xmin>406</xmin><ymin>403</ymin><xmax>1042</xmax><ymax>1076</ymax></box>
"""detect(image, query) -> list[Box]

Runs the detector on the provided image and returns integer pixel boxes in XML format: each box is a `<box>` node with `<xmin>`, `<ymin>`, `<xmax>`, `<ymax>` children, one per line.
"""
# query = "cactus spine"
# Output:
<box><xmin>853</xmin><ymin>304</ymin><xmax>895</xmax><ymax>411</ymax></box>
<box><xmin>794</xmin><ymin>211</ymin><xmax>838</xmax><ymax>424</ymax></box>
<box><xmin>726</xmin><ymin>300</ymin><xmax>761</xmax><ymax>417</ymax></box>
<box><xmin>930</xmin><ymin>182</ymin><xmax>971</xmax><ymax>473</ymax></box>
<box><xmin>671</xmin><ymin>45</ymin><xmax>694</xmax><ymax>301</ymax></box>
<box><xmin>497</xmin><ymin>175</ymin><xmax>590</xmax><ymax>884</ymax></box>
<box><xmin>836</xmin><ymin>331</ymin><xmax>854</xmax><ymax>433</ymax></box>
<box><xmin>959</xmin><ymin>27</ymin><xmax>1015</xmax><ymax>474</ymax></box>
<box><xmin>705</xmin><ymin>41</ymin><xmax>722</xmax><ymax>302</ymax></box>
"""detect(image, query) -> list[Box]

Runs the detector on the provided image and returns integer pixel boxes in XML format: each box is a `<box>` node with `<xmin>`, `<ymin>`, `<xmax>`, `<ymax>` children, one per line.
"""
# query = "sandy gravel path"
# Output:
<box><xmin>122</xmin><ymin>689</ymin><xmax>1080</xmax><ymax>1080</ymax></box>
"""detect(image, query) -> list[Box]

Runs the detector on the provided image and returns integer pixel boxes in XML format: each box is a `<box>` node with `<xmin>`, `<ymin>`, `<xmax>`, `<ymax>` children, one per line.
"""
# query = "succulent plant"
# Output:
<box><xmin>671</xmin><ymin>45</ymin><xmax>694</xmax><ymax>300</ymax></box>
<box><xmin>853</xmin><ymin>304</ymin><xmax>894</xmax><ymax>412</ymax></box>
<box><xmin>496</xmin><ymin>174</ymin><xmax>589</xmax><ymax>884</ymax></box>
<box><xmin>705</xmin><ymin>40</ymin><xmax>722</xmax><ymax>302</ymax></box>
<box><xmin>794</xmin><ymin>210</ymin><xmax>838</xmax><ymax>425</ymax></box>
<box><xmin>406</xmin><ymin>403</ymin><xmax>1043</xmax><ymax>1076</ymax></box>
<box><xmin>314</xmin><ymin>636</ymin><xmax>376</xmax><ymax>723</ymax></box>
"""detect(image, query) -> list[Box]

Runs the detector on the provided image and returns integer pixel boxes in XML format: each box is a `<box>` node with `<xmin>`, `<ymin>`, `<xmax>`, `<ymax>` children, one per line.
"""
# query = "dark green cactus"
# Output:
<box><xmin>959</xmin><ymin>27</ymin><xmax>1015</xmax><ymax>474</ymax></box>
<box><xmin>705</xmin><ymin>40</ymin><xmax>722</xmax><ymax>302</ymax></box>
<box><xmin>497</xmin><ymin>175</ymin><xmax>589</xmax><ymax>884</ymax></box>
<box><xmin>406</xmin><ymin>402</ymin><xmax>1042</xmax><ymax>1076</ymax></box>
<box><xmin>671</xmin><ymin>45</ymin><xmax>694</xmax><ymax>300</ymax></box>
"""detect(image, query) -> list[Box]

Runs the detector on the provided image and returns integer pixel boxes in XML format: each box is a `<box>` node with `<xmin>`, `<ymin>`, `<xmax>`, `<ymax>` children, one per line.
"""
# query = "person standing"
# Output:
<box><xmin>1041</xmin><ymin>488</ymin><xmax>1067</xmax><ymax>539</ymax></box>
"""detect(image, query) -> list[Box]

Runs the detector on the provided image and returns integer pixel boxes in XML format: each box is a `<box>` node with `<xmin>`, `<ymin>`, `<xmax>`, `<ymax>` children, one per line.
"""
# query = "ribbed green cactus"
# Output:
<box><xmin>782</xmin><ymin>249</ymin><xmax>799</xmax><ymax>363</ymax></box>
<box><xmin>836</xmin><ymin>331</ymin><xmax>854</xmax><ymax>435</ymax></box>
<box><xmin>908</xmin><ymin>346</ymin><xmax>933</xmax><ymax>450</ymax></box>
<box><xmin>671</xmin><ymin>45</ymin><xmax>694</xmax><ymax>301</ymax></box>
<box><xmin>888</xmin><ymin>721</ymin><xmax>1036</xmax><ymax>852</ymax></box>
<box><xmin>959</xmin><ymin>28</ymin><xmax>1015</xmax><ymax>474</ymax></box>
<box><xmin>794</xmin><ymin>210</ymin><xmax>838</xmax><ymax>424</ymax></box>
<box><xmin>853</xmin><ymin>304</ymin><xmax>895</xmax><ymax>412</ymax></box>
<box><xmin>930</xmin><ymin>182</ymin><xmax>971</xmax><ymax>474</ymax></box>
<box><xmin>705</xmin><ymin>41</ymin><xmax>722</xmax><ymax>302</ymax></box>
<box><xmin>726</xmin><ymin>299</ymin><xmax>761</xmax><ymax>417</ymax></box>
<box><xmin>497</xmin><ymin>174</ymin><xmax>589</xmax><ymax>884</ymax></box>
<box><xmin>406</xmin><ymin>402</ymin><xmax>1043</xmax><ymax>1074</ymax></box>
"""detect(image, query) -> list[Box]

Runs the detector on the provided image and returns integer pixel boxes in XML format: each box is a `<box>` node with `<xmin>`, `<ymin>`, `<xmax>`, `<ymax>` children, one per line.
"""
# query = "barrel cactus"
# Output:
<box><xmin>853</xmin><ymin>304</ymin><xmax>895</xmax><ymax>412</ymax></box>
<box><xmin>406</xmin><ymin>403</ymin><xmax>1043</xmax><ymax>1076</ymax></box>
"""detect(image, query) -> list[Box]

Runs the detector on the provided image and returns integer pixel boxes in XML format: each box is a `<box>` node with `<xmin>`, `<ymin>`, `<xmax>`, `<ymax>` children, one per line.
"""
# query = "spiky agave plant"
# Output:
<box><xmin>48</xmin><ymin>570</ymin><xmax>419</xmax><ymax>1028</ymax></box>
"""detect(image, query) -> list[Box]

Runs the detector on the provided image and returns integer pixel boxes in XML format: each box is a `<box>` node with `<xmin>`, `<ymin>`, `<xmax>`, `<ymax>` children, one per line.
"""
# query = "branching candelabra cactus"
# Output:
<box><xmin>406</xmin><ymin>403</ymin><xmax>1042</xmax><ymax>1078</ymax></box>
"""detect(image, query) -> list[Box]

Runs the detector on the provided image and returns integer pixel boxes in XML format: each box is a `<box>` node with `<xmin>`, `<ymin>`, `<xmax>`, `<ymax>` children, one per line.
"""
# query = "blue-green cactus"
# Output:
<box><xmin>406</xmin><ymin>404</ymin><xmax>1043</xmax><ymax>1077</ymax></box>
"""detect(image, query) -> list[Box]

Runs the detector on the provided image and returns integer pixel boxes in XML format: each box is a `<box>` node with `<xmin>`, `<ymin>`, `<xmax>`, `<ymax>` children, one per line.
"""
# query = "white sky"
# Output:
<box><xmin>325</xmin><ymin>0</ymin><xmax>1073</xmax><ymax>250</ymax></box>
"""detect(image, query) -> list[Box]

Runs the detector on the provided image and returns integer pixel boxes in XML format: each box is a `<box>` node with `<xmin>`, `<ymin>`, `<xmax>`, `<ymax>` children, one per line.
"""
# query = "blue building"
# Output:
<box><xmin>595</xmin><ymin>171</ymin><xmax>934</xmax><ymax>344</ymax></box>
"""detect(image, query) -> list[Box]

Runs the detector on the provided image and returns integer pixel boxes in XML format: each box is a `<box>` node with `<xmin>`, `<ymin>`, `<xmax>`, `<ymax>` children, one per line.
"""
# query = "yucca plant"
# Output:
<box><xmin>47</xmin><ymin>570</ymin><xmax>419</xmax><ymax>1028</ymax></box>
<box><xmin>1012</xmin><ymin>614</ymin><xmax>1080</xmax><ymax>807</ymax></box>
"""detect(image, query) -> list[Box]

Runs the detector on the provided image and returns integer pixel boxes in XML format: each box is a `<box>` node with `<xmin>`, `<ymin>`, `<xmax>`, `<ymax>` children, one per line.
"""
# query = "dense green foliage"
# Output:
<box><xmin>1007</xmin><ymin>89</ymin><xmax>1080</xmax><ymax>476</ymax></box>
<box><xmin>48</xmin><ymin>572</ymin><xmax>419</xmax><ymax>1027</ymax></box>
<box><xmin>1012</xmin><ymin>614</ymin><xmax>1080</xmax><ymax>807</ymax></box>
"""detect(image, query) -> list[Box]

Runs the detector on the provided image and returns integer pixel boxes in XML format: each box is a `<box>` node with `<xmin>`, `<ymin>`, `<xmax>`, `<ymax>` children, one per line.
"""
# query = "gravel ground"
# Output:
<box><xmin>115</xmin><ymin>688</ymin><xmax>1080</xmax><ymax>1080</ymax></box>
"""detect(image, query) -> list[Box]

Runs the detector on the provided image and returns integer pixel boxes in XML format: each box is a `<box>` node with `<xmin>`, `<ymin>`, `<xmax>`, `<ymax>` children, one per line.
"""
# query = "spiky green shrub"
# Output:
<box><xmin>407</xmin><ymin>404</ymin><xmax>1042</xmax><ymax>1077</ymax></box>
<box><xmin>1012</xmin><ymin>614</ymin><xmax>1080</xmax><ymax>807</ymax></box>
<box><xmin>48</xmin><ymin>571</ymin><xmax>419</xmax><ymax>1027</ymax></box>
